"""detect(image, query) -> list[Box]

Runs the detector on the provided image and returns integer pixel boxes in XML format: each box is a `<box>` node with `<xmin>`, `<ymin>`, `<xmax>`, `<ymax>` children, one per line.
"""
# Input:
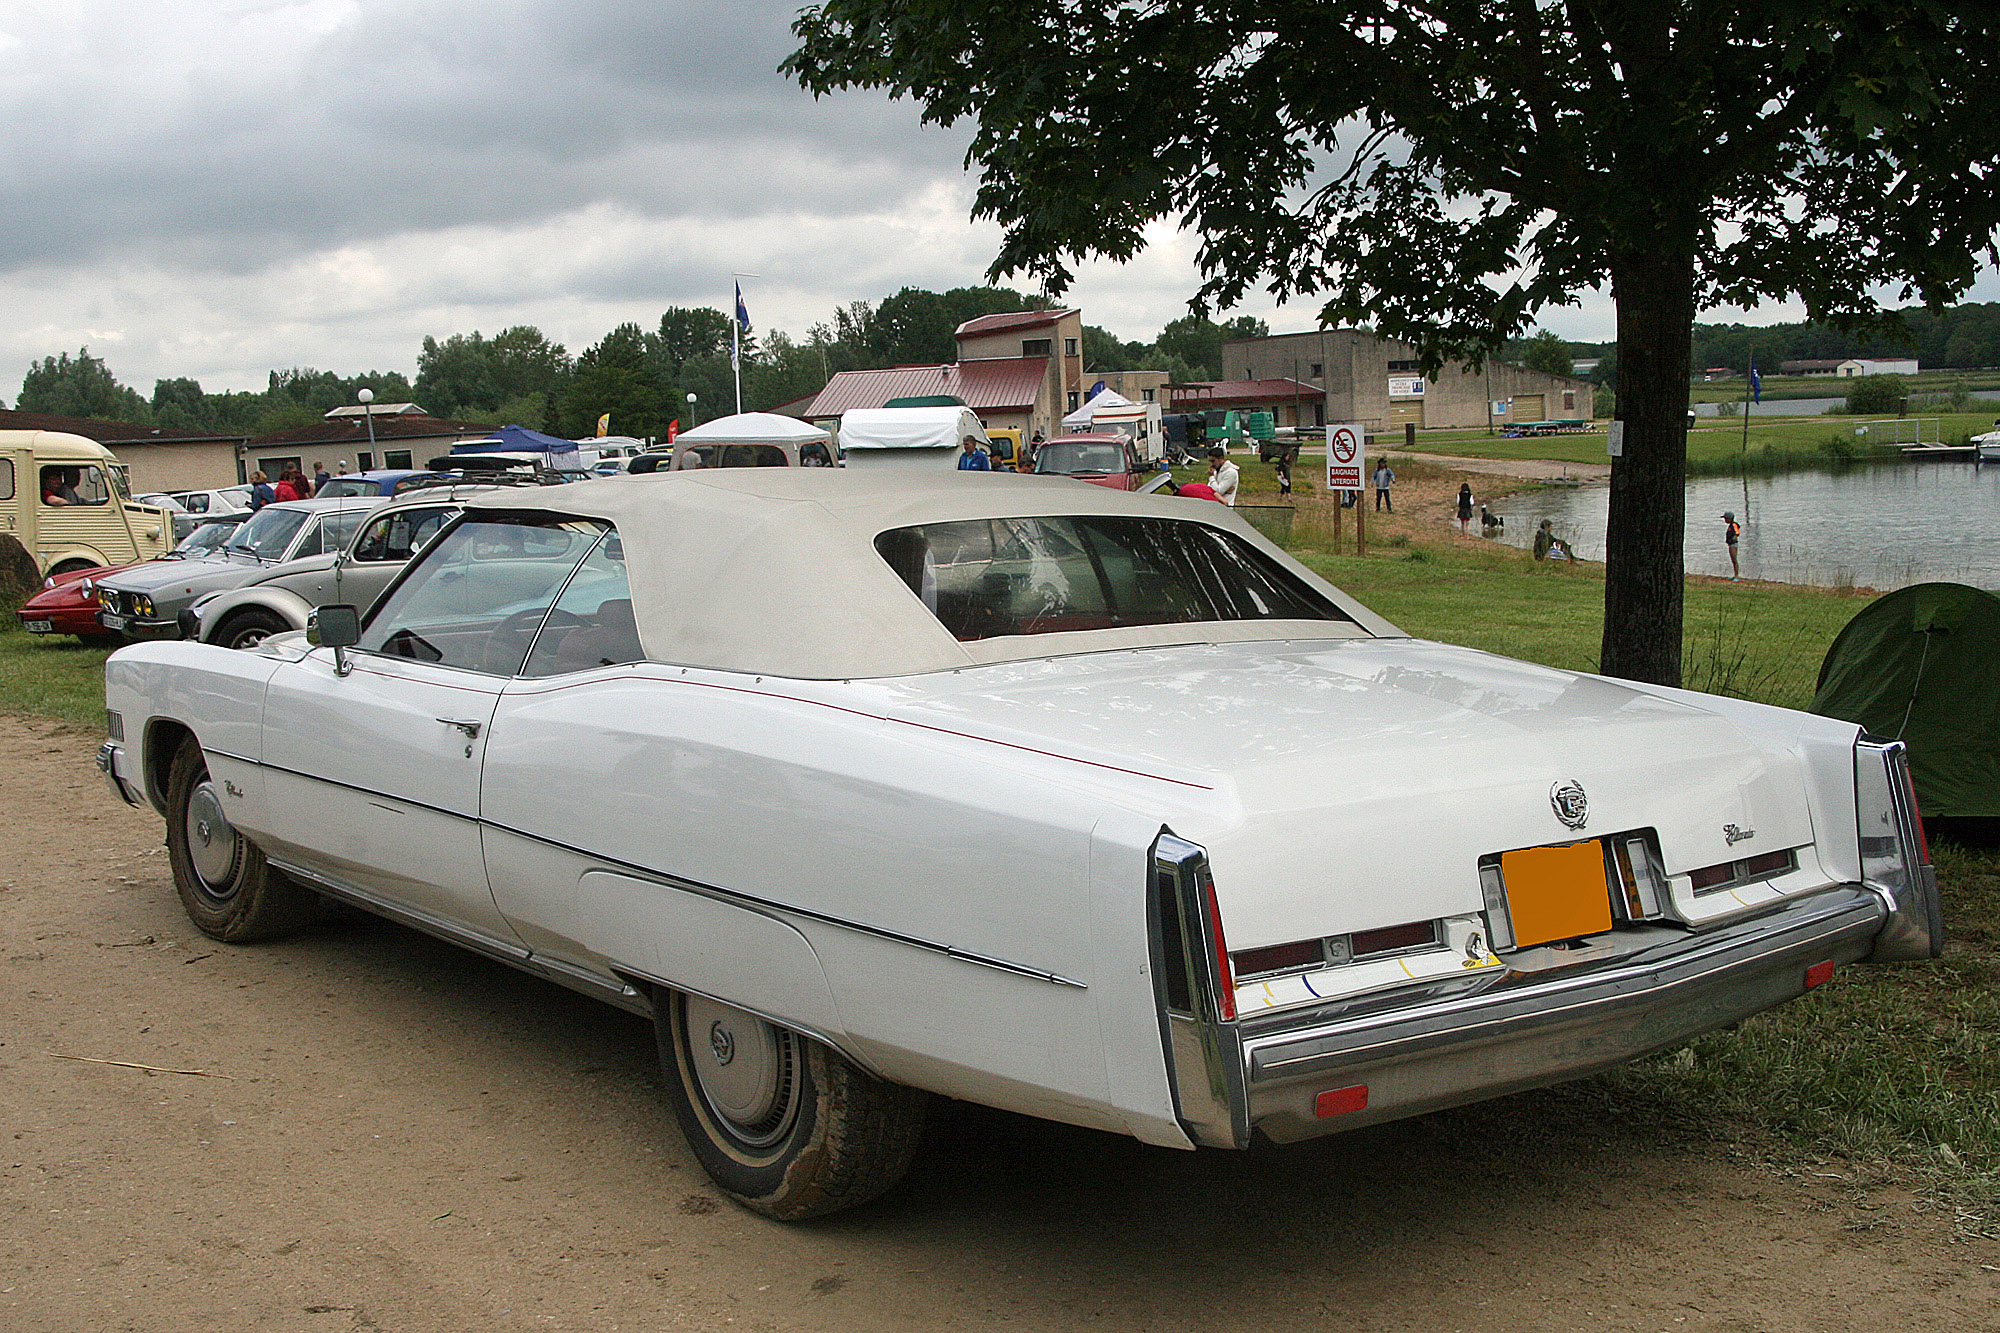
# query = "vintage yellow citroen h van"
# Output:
<box><xmin>0</xmin><ymin>431</ymin><xmax>174</xmax><ymax>576</ymax></box>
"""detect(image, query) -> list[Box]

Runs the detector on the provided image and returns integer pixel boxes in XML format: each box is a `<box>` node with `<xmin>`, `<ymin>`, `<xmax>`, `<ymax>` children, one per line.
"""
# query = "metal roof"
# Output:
<box><xmin>804</xmin><ymin>358</ymin><xmax>1050</xmax><ymax>417</ymax></box>
<box><xmin>953</xmin><ymin>309</ymin><xmax>1077</xmax><ymax>338</ymax></box>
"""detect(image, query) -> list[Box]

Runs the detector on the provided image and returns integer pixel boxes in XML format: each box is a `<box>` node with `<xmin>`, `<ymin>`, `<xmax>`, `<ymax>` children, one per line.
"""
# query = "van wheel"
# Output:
<box><xmin>48</xmin><ymin>559</ymin><xmax>99</xmax><ymax>579</ymax></box>
<box><xmin>215</xmin><ymin>608</ymin><xmax>289</xmax><ymax>650</ymax></box>
<box><xmin>656</xmin><ymin>990</ymin><xmax>928</xmax><ymax>1220</ymax></box>
<box><xmin>164</xmin><ymin>737</ymin><xmax>321</xmax><ymax>941</ymax></box>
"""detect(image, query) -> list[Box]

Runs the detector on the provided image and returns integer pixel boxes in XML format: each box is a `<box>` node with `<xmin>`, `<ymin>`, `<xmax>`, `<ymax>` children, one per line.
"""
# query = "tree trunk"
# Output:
<box><xmin>1600</xmin><ymin>243</ymin><xmax>1697</xmax><ymax>687</ymax></box>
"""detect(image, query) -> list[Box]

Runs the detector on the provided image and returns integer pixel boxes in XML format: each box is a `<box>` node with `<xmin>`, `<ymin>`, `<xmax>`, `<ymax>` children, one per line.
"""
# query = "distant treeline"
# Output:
<box><xmin>1553</xmin><ymin>301</ymin><xmax>2000</xmax><ymax>380</ymax></box>
<box><xmin>5</xmin><ymin>288</ymin><xmax>1267</xmax><ymax>442</ymax></box>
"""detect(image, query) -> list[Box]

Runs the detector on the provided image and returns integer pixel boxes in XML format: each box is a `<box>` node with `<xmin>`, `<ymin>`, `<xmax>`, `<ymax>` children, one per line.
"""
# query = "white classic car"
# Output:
<box><xmin>98</xmin><ymin>470</ymin><xmax>1940</xmax><ymax>1219</ymax></box>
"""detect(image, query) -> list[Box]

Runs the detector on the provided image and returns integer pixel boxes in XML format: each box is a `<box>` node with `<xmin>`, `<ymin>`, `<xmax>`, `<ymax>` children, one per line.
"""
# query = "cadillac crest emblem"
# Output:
<box><xmin>1550</xmin><ymin>779</ymin><xmax>1589</xmax><ymax>829</ymax></box>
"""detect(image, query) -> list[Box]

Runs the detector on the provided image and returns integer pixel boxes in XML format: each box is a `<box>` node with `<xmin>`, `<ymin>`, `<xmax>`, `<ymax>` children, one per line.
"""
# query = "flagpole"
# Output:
<box><xmin>731</xmin><ymin>272</ymin><xmax>762</xmax><ymax>417</ymax></box>
<box><xmin>1740</xmin><ymin>355</ymin><xmax>1757</xmax><ymax>525</ymax></box>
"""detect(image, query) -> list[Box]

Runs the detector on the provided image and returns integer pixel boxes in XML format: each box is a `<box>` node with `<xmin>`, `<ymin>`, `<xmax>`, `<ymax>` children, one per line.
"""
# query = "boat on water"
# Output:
<box><xmin>1976</xmin><ymin>426</ymin><xmax>2000</xmax><ymax>462</ymax></box>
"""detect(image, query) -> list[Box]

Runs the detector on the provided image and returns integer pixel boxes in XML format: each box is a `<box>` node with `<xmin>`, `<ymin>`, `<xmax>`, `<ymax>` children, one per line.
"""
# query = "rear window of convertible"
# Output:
<box><xmin>875</xmin><ymin>514</ymin><xmax>1353</xmax><ymax>641</ymax></box>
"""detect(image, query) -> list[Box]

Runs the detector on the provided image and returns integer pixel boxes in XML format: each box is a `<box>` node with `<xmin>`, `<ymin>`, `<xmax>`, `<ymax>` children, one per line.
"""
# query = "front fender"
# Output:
<box><xmin>196</xmin><ymin>586</ymin><xmax>313</xmax><ymax>642</ymax></box>
<box><xmin>38</xmin><ymin>544</ymin><xmax>112</xmax><ymax>576</ymax></box>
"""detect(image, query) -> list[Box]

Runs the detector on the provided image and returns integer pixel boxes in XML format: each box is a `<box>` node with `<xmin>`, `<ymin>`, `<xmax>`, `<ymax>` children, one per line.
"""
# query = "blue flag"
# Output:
<box><xmin>735</xmin><ymin>284</ymin><xmax>750</xmax><ymax>333</ymax></box>
<box><xmin>1750</xmin><ymin>358</ymin><xmax>1761</xmax><ymax>404</ymax></box>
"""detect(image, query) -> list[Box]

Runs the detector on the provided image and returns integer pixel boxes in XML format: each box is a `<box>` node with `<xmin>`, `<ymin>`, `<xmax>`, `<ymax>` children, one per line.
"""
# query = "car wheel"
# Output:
<box><xmin>215</xmin><ymin>607</ymin><xmax>289</xmax><ymax>650</ymax></box>
<box><xmin>164</xmin><ymin>737</ymin><xmax>322</xmax><ymax>942</ymax></box>
<box><xmin>47</xmin><ymin>559</ymin><xmax>99</xmax><ymax>579</ymax></box>
<box><xmin>655</xmin><ymin>989</ymin><xmax>929</xmax><ymax>1220</ymax></box>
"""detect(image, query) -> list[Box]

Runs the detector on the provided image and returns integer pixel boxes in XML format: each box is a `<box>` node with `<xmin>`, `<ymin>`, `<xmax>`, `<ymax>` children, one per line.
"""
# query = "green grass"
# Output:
<box><xmin>0</xmin><ymin>622</ymin><xmax>115</xmax><ymax>726</ymax></box>
<box><xmin>1395</xmin><ymin>410</ymin><xmax>1998</xmax><ymax>472</ymax></box>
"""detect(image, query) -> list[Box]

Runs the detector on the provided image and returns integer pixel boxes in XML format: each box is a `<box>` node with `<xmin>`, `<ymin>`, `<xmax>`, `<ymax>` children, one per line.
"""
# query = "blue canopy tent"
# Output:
<box><xmin>450</xmin><ymin>424</ymin><xmax>583</xmax><ymax>464</ymax></box>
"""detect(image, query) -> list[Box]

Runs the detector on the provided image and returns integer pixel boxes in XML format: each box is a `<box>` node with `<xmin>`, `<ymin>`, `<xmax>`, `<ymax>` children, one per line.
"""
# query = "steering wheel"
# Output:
<box><xmin>486</xmin><ymin>607</ymin><xmax>588</xmax><ymax>674</ymax></box>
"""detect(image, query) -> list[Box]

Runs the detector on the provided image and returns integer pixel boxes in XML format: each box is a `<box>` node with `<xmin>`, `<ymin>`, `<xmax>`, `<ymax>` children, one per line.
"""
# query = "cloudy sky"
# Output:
<box><xmin>2</xmin><ymin>0</ymin><xmax>1993</xmax><ymax>399</ymax></box>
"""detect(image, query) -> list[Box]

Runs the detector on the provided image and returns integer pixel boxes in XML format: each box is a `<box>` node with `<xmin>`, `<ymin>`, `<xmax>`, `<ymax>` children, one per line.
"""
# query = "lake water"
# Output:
<box><xmin>1692</xmin><ymin>390</ymin><xmax>2000</xmax><ymax>417</ymax></box>
<box><xmin>1486</xmin><ymin>459</ymin><xmax>2000</xmax><ymax>590</ymax></box>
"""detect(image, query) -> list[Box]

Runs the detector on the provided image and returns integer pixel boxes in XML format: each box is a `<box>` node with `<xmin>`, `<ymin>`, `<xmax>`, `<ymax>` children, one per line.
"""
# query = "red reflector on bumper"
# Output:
<box><xmin>1804</xmin><ymin>960</ymin><xmax>1836</xmax><ymax>989</ymax></box>
<box><xmin>1315</xmin><ymin>1085</ymin><xmax>1369</xmax><ymax>1118</ymax></box>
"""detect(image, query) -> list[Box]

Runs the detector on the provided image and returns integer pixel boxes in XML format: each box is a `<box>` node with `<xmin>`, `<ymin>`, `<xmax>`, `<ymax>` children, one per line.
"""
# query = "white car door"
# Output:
<box><xmin>257</xmin><ymin>514</ymin><xmax>605</xmax><ymax>953</ymax></box>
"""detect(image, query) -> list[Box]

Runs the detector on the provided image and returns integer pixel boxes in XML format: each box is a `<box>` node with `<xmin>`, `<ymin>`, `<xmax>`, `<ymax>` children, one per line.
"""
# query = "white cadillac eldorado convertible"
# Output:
<box><xmin>99</xmin><ymin>470</ymin><xmax>1941</xmax><ymax>1219</ymax></box>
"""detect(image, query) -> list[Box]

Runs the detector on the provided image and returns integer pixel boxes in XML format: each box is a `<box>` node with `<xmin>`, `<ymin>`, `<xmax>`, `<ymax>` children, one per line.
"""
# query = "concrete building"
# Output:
<box><xmin>1219</xmin><ymin>329</ymin><xmax>1595</xmax><ymax>432</ymax></box>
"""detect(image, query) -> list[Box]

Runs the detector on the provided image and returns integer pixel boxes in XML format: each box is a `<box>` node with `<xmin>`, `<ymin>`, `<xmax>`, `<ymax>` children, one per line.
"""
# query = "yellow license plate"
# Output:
<box><xmin>1500</xmin><ymin>840</ymin><xmax>1613</xmax><ymax>948</ymax></box>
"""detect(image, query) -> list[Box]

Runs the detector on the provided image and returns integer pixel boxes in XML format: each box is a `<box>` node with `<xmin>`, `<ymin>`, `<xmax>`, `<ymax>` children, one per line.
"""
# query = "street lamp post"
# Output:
<box><xmin>686</xmin><ymin>392</ymin><xmax>697</xmax><ymax>429</ymax></box>
<box><xmin>357</xmin><ymin>387</ymin><xmax>377</xmax><ymax>465</ymax></box>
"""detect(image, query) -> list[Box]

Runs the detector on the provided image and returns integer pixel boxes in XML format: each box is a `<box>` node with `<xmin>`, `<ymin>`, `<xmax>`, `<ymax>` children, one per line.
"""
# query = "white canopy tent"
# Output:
<box><xmin>1061</xmin><ymin>387</ymin><xmax>1140</xmax><ymax>431</ymax></box>
<box><xmin>676</xmin><ymin>412</ymin><xmax>832</xmax><ymax>446</ymax></box>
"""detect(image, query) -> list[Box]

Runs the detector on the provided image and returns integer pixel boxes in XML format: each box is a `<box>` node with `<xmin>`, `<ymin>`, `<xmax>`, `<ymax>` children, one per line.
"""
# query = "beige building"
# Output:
<box><xmin>954</xmin><ymin>309</ymin><xmax>1087</xmax><ymax>420</ymax></box>
<box><xmin>1223</xmin><ymin>330</ymin><xmax>1595</xmax><ymax>432</ymax></box>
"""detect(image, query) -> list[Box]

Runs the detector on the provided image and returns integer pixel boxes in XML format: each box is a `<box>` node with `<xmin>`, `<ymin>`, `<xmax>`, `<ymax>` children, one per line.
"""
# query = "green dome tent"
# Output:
<box><xmin>1811</xmin><ymin>582</ymin><xmax>2000</xmax><ymax>822</ymax></box>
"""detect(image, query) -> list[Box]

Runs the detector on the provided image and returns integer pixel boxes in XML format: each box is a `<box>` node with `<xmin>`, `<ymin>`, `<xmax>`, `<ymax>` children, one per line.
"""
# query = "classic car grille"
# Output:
<box><xmin>100</xmin><ymin>589</ymin><xmax>132</xmax><ymax>617</ymax></box>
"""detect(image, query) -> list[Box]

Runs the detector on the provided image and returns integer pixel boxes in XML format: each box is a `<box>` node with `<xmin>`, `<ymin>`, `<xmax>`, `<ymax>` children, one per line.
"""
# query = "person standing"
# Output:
<box><xmin>957</xmin><ymin>436</ymin><xmax>992</xmax><ymax>470</ymax></box>
<box><xmin>272</xmin><ymin>470</ymin><xmax>300</xmax><ymax>502</ymax></box>
<box><xmin>1723</xmin><ymin>510</ymin><xmax>1741</xmax><ymax>580</ymax></box>
<box><xmin>312</xmin><ymin>461</ymin><xmax>331</xmax><ymax>493</ymax></box>
<box><xmin>1372</xmin><ymin>459</ymin><xmax>1396</xmax><ymax>511</ymax></box>
<box><xmin>1274</xmin><ymin>450</ymin><xmax>1293</xmax><ymax>498</ymax></box>
<box><xmin>1207</xmin><ymin>448</ymin><xmax>1240</xmax><ymax>506</ymax></box>
<box><xmin>248</xmin><ymin>471</ymin><xmax>275</xmax><ymax>509</ymax></box>
<box><xmin>1456</xmin><ymin>482</ymin><xmax>1475</xmax><ymax>533</ymax></box>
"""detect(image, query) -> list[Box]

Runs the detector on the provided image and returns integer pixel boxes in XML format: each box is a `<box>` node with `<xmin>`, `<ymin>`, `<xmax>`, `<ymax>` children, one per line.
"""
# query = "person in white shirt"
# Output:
<box><xmin>1207</xmin><ymin>448</ymin><xmax>1240</xmax><ymax>507</ymax></box>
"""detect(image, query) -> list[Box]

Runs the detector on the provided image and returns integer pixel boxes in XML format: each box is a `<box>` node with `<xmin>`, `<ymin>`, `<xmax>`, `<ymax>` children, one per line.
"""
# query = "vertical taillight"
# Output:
<box><xmin>1202</xmin><ymin>876</ymin><xmax>1236</xmax><ymax>1022</ymax></box>
<box><xmin>1856</xmin><ymin>738</ymin><xmax>1944</xmax><ymax>962</ymax></box>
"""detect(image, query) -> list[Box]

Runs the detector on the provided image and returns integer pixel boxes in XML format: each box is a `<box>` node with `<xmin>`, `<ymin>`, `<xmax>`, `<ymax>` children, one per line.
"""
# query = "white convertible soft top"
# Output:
<box><xmin>462</xmin><ymin>469</ymin><xmax>1396</xmax><ymax>679</ymax></box>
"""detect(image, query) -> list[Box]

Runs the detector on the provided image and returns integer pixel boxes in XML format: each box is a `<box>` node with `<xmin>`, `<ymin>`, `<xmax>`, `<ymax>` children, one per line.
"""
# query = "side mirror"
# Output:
<box><xmin>310</xmin><ymin>604</ymin><xmax>362</xmax><ymax>676</ymax></box>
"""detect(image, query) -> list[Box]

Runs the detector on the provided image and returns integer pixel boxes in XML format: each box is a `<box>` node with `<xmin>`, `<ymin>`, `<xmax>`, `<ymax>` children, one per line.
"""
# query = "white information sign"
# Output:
<box><xmin>1387</xmin><ymin>376</ymin><xmax>1426</xmax><ymax>398</ymax></box>
<box><xmin>1325</xmin><ymin>422</ymin><xmax>1366</xmax><ymax>492</ymax></box>
<box><xmin>1606</xmin><ymin>420</ymin><xmax>1625</xmax><ymax>458</ymax></box>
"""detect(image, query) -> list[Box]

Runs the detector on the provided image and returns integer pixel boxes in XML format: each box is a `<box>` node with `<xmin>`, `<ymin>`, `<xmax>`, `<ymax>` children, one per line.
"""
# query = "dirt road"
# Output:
<box><xmin>3</xmin><ymin>714</ymin><xmax>1994</xmax><ymax>1331</ymax></box>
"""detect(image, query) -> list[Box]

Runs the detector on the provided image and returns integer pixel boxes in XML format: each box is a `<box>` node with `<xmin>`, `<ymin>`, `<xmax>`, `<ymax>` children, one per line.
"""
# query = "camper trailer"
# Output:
<box><xmin>838</xmin><ymin>407</ymin><xmax>996</xmax><ymax>472</ymax></box>
<box><xmin>1</xmin><ymin>431</ymin><xmax>174</xmax><ymax>576</ymax></box>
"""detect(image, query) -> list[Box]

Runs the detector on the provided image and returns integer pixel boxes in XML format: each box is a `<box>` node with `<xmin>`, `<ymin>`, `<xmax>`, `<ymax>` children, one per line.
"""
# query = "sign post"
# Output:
<box><xmin>1325</xmin><ymin>422</ymin><xmax>1364</xmax><ymax>556</ymax></box>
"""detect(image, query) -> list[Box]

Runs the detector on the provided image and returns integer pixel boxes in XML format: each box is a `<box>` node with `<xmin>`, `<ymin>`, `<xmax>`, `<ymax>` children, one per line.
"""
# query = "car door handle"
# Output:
<box><xmin>437</xmin><ymin>718</ymin><xmax>483</xmax><ymax>739</ymax></box>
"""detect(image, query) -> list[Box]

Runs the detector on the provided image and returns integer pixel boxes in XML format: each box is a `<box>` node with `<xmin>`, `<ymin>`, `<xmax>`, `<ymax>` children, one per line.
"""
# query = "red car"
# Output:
<box><xmin>1031</xmin><ymin>433</ymin><xmax>1146</xmax><ymax>490</ymax></box>
<box><xmin>16</xmin><ymin>563</ymin><xmax>130</xmax><ymax>642</ymax></box>
<box><xmin>15</xmin><ymin>514</ymin><xmax>244</xmax><ymax>643</ymax></box>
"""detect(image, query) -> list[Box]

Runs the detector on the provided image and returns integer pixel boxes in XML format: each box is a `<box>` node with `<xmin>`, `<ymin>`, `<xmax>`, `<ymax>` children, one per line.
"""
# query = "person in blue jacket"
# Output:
<box><xmin>957</xmin><ymin>436</ymin><xmax>992</xmax><ymax>470</ymax></box>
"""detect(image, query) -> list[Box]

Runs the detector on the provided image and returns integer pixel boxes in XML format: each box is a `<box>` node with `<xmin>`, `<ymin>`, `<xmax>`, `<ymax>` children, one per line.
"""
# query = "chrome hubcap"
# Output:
<box><xmin>683</xmin><ymin>995</ymin><xmax>797</xmax><ymax>1148</ymax></box>
<box><xmin>185</xmin><ymin>781</ymin><xmax>238</xmax><ymax>891</ymax></box>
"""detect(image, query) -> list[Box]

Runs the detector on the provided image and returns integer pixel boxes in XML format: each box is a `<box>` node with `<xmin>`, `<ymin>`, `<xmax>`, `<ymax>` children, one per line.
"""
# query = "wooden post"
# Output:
<box><xmin>1356</xmin><ymin>440</ymin><xmax>1368</xmax><ymax>558</ymax></box>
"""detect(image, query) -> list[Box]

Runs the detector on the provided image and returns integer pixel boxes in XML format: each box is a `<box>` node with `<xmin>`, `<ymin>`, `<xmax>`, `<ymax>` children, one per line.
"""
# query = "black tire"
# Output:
<box><xmin>656</xmin><ymin>990</ymin><xmax>928</xmax><ymax>1220</ymax></box>
<box><xmin>164</xmin><ymin>738</ymin><xmax>322</xmax><ymax>942</ymax></box>
<box><xmin>214</xmin><ymin>607</ymin><xmax>290</xmax><ymax>650</ymax></box>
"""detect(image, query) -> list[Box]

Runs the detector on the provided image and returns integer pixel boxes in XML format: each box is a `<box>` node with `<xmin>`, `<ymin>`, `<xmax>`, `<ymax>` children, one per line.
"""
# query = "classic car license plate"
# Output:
<box><xmin>23</xmin><ymin>619</ymin><xmax>52</xmax><ymax>633</ymax></box>
<box><xmin>1500</xmin><ymin>840</ymin><xmax>1614</xmax><ymax>948</ymax></box>
<box><xmin>99</xmin><ymin>614</ymin><xmax>126</xmax><ymax>631</ymax></box>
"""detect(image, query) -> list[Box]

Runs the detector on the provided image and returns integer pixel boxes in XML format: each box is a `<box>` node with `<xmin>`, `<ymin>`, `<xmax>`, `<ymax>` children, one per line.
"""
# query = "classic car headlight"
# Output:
<box><xmin>135</xmin><ymin>594</ymin><xmax>156</xmax><ymax>617</ymax></box>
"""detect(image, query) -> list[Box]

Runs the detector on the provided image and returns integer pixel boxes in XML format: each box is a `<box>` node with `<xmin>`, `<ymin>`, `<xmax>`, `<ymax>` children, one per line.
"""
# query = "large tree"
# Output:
<box><xmin>18</xmin><ymin>348</ymin><xmax>151</xmax><ymax>422</ymax></box>
<box><xmin>789</xmin><ymin>2</ymin><xmax>2000</xmax><ymax>686</ymax></box>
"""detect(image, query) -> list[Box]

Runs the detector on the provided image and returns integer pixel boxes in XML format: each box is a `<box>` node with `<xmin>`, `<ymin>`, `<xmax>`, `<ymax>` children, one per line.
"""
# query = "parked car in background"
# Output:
<box><xmin>16</xmin><ymin>515</ymin><xmax>246</xmax><ymax>642</ymax></box>
<box><xmin>314</xmin><ymin>468</ymin><xmax>450</xmax><ymax>498</ymax></box>
<box><xmin>138</xmin><ymin>486</ymin><xmax>255</xmax><ymax>541</ymax></box>
<box><xmin>1032</xmin><ymin>433</ymin><xmax>1148</xmax><ymax>490</ymax></box>
<box><xmin>94</xmin><ymin>496</ymin><xmax>391</xmax><ymax>640</ymax></box>
<box><xmin>99</xmin><ymin>470</ymin><xmax>1940</xmax><ymax>1222</ymax></box>
<box><xmin>188</xmin><ymin>485</ymin><xmax>497</xmax><ymax>649</ymax></box>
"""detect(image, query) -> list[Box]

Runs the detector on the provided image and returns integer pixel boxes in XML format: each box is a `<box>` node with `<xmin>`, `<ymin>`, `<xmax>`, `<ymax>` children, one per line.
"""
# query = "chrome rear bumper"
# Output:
<box><xmin>1173</xmin><ymin>883</ymin><xmax>1885</xmax><ymax>1148</ymax></box>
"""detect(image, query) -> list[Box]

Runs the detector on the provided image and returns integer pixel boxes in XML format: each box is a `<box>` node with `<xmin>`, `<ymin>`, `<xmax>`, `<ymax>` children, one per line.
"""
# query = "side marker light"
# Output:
<box><xmin>1314</xmin><ymin>1085</ymin><xmax>1370</xmax><ymax>1118</ymax></box>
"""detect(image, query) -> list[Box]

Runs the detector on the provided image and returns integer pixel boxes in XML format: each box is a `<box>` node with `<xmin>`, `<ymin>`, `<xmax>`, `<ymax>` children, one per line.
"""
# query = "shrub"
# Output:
<box><xmin>1840</xmin><ymin>374</ymin><xmax>1908</xmax><ymax>415</ymax></box>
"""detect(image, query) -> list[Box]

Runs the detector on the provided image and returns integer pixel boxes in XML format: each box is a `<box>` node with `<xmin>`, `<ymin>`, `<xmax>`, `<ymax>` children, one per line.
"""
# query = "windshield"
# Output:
<box><xmin>109</xmin><ymin>464</ymin><xmax>133</xmax><ymax>500</ymax></box>
<box><xmin>226</xmin><ymin>505</ymin><xmax>310</xmax><ymax>560</ymax></box>
<box><xmin>875</xmin><ymin>515</ymin><xmax>1351</xmax><ymax>641</ymax></box>
<box><xmin>1035</xmin><ymin>441</ymin><xmax>1127</xmax><ymax>475</ymax></box>
<box><xmin>172</xmin><ymin>519</ymin><xmax>243</xmax><ymax>556</ymax></box>
<box><xmin>316</xmin><ymin>478</ymin><xmax>377</xmax><ymax>498</ymax></box>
